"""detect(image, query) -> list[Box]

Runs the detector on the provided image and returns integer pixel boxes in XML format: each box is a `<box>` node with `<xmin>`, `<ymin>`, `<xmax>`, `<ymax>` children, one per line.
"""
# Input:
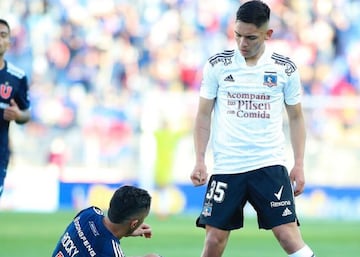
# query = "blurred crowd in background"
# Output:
<box><xmin>0</xmin><ymin>0</ymin><xmax>359</xmax><ymax>186</ymax></box>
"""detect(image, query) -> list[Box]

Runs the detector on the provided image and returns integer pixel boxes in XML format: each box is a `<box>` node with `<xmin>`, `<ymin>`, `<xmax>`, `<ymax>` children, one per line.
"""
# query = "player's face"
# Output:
<box><xmin>234</xmin><ymin>21</ymin><xmax>273</xmax><ymax>63</ymax></box>
<box><xmin>0</xmin><ymin>23</ymin><xmax>10</xmax><ymax>56</ymax></box>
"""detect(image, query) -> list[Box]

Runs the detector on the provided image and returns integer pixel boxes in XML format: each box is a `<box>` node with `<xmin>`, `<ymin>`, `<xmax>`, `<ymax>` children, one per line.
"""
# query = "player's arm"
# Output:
<box><xmin>190</xmin><ymin>97</ymin><xmax>214</xmax><ymax>186</ymax></box>
<box><xmin>3</xmin><ymin>99</ymin><xmax>31</xmax><ymax>124</ymax></box>
<box><xmin>15</xmin><ymin>109</ymin><xmax>30</xmax><ymax>124</ymax></box>
<box><xmin>285</xmin><ymin>103</ymin><xmax>306</xmax><ymax>196</ymax></box>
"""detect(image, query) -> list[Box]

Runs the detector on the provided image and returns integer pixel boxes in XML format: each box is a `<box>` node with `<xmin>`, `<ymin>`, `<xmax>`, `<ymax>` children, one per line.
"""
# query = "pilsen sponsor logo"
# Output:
<box><xmin>227</xmin><ymin>92</ymin><xmax>271</xmax><ymax>119</ymax></box>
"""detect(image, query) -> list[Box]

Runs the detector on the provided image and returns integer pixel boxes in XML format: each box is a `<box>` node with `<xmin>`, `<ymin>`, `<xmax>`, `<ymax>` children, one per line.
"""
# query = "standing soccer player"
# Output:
<box><xmin>52</xmin><ymin>185</ymin><xmax>162</xmax><ymax>257</ymax></box>
<box><xmin>0</xmin><ymin>19</ymin><xmax>31</xmax><ymax>198</ymax></box>
<box><xmin>190</xmin><ymin>1</ymin><xmax>316</xmax><ymax>257</ymax></box>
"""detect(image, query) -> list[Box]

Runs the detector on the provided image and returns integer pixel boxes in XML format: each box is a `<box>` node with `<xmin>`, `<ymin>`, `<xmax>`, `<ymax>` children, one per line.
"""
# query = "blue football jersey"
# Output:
<box><xmin>52</xmin><ymin>207</ymin><xmax>125</xmax><ymax>257</ymax></box>
<box><xmin>0</xmin><ymin>61</ymin><xmax>30</xmax><ymax>165</ymax></box>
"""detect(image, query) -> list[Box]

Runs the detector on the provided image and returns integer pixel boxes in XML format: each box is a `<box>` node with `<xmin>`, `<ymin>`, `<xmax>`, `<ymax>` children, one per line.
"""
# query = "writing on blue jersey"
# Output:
<box><xmin>74</xmin><ymin>216</ymin><xmax>96</xmax><ymax>257</ymax></box>
<box><xmin>61</xmin><ymin>232</ymin><xmax>80</xmax><ymax>257</ymax></box>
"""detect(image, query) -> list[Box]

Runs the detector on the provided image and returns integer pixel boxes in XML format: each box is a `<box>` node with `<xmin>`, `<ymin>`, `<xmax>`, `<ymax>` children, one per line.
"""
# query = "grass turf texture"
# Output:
<box><xmin>0</xmin><ymin>211</ymin><xmax>359</xmax><ymax>257</ymax></box>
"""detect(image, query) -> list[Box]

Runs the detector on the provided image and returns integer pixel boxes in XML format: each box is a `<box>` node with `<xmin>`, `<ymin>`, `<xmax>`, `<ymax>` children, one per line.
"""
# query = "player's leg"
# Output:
<box><xmin>272</xmin><ymin>222</ymin><xmax>314</xmax><ymax>256</ymax></box>
<box><xmin>196</xmin><ymin>174</ymin><xmax>248</xmax><ymax>257</ymax></box>
<box><xmin>201</xmin><ymin>225</ymin><xmax>230</xmax><ymax>257</ymax></box>
<box><xmin>247</xmin><ymin>165</ymin><xmax>315</xmax><ymax>257</ymax></box>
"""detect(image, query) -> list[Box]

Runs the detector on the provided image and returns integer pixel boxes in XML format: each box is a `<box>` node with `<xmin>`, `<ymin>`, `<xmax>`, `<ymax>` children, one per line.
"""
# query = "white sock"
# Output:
<box><xmin>288</xmin><ymin>245</ymin><xmax>315</xmax><ymax>257</ymax></box>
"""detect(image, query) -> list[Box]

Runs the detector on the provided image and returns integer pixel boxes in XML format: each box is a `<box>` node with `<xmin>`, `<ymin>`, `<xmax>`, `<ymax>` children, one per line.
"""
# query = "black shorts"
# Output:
<box><xmin>196</xmin><ymin>165</ymin><xmax>299</xmax><ymax>230</ymax></box>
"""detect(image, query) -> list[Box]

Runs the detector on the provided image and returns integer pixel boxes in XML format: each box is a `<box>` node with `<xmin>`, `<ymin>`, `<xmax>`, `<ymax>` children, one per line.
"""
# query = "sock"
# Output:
<box><xmin>288</xmin><ymin>245</ymin><xmax>315</xmax><ymax>257</ymax></box>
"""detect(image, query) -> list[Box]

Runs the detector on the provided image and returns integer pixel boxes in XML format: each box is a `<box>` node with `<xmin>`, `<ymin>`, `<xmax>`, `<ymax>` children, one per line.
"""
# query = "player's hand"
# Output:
<box><xmin>3</xmin><ymin>99</ymin><xmax>20</xmax><ymax>121</ymax></box>
<box><xmin>131</xmin><ymin>223</ymin><xmax>152</xmax><ymax>238</ymax></box>
<box><xmin>289</xmin><ymin>165</ymin><xmax>305</xmax><ymax>197</ymax></box>
<box><xmin>190</xmin><ymin>163</ymin><xmax>208</xmax><ymax>186</ymax></box>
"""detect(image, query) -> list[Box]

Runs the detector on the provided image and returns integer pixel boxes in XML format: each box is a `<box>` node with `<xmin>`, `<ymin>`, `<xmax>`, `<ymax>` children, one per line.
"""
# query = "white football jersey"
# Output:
<box><xmin>200</xmin><ymin>47</ymin><xmax>302</xmax><ymax>174</ymax></box>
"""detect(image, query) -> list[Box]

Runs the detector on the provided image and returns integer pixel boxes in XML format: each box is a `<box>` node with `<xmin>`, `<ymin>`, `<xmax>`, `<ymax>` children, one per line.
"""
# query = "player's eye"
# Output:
<box><xmin>247</xmin><ymin>36</ymin><xmax>257</xmax><ymax>40</ymax></box>
<box><xmin>0</xmin><ymin>32</ymin><xmax>9</xmax><ymax>38</ymax></box>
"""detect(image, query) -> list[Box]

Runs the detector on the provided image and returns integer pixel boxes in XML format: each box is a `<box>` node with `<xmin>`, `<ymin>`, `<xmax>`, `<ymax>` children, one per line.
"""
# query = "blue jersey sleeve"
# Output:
<box><xmin>14</xmin><ymin>74</ymin><xmax>30</xmax><ymax>110</ymax></box>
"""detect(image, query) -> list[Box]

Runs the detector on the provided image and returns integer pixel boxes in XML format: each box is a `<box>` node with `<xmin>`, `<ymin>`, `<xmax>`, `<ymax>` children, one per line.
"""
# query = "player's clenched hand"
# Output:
<box><xmin>289</xmin><ymin>165</ymin><xmax>305</xmax><ymax>197</ymax></box>
<box><xmin>3</xmin><ymin>99</ymin><xmax>20</xmax><ymax>121</ymax></box>
<box><xmin>190</xmin><ymin>163</ymin><xmax>208</xmax><ymax>186</ymax></box>
<box><xmin>131</xmin><ymin>223</ymin><xmax>153</xmax><ymax>238</ymax></box>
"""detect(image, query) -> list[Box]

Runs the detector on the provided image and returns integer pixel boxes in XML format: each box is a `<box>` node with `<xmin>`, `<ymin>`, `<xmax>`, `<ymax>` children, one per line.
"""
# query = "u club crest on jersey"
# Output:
<box><xmin>263</xmin><ymin>72</ymin><xmax>277</xmax><ymax>87</ymax></box>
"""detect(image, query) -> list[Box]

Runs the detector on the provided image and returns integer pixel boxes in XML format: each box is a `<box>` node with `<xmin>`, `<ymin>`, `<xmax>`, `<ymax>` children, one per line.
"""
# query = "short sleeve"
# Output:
<box><xmin>15</xmin><ymin>75</ymin><xmax>31</xmax><ymax>110</ymax></box>
<box><xmin>199</xmin><ymin>61</ymin><xmax>219</xmax><ymax>100</ymax></box>
<box><xmin>283</xmin><ymin>69</ymin><xmax>302</xmax><ymax>105</ymax></box>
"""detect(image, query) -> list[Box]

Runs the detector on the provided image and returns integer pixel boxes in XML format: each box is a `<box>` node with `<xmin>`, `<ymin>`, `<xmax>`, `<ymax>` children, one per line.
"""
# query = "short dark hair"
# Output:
<box><xmin>236</xmin><ymin>0</ymin><xmax>270</xmax><ymax>28</ymax></box>
<box><xmin>0</xmin><ymin>19</ymin><xmax>10</xmax><ymax>33</ymax></box>
<box><xmin>107</xmin><ymin>185</ymin><xmax>151</xmax><ymax>223</ymax></box>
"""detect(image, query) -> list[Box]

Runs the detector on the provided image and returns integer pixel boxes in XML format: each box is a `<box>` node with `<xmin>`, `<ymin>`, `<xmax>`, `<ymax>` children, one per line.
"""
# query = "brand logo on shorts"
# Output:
<box><xmin>271</xmin><ymin>185</ymin><xmax>292</xmax><ymax>209</ymax></box>
<box><xmin>274</xmin><ymin>186</ymin><xmax>284</xmax><ymax>200</ymax></box>
<box><xmin>282</xmin><ymin>207</ymin><xmax>292</xmax><ymax>217</ymax></box>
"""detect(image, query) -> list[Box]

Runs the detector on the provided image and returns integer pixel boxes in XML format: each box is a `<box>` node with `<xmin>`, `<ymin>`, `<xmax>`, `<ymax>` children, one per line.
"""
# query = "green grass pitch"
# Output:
<box><xmin>0</xmin><ymin>211</ymin><xmax>359</xmax><ymax>257</ymax></box>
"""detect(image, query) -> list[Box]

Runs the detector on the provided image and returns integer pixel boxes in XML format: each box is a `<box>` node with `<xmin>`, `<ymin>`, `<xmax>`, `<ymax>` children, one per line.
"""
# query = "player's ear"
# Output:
<box><xmin>265</xmin><ymin>29</ymin><xmax>273</xmax><ymax>40</ymax></box>
<box><xmin>130</xmin><ymin>219</ymin><xmax>139</xmax><ymax>229</ymax></box>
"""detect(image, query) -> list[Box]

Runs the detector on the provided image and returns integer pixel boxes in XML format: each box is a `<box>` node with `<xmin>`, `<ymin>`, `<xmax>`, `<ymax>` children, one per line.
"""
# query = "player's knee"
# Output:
<box><xmin>205</xmin><ymin>232</ymin><xmax>229</xmax><ymax>249</ymax></box>
<box><xmin>272</xmin><ymin>224</ymin><xmax>304</xmax><ymax>253</ymax></box>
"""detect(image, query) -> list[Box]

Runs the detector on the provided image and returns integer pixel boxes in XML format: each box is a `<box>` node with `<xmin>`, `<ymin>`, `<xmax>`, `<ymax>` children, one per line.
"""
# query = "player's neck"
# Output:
<box><xmin>0</xmin><ymin>59</ymin><xmax>4</xmax><ymax>70</ymax></box>
<box><xmin>103</xmin><ymin>216</ymin><xmax>124</xmax><ymax>239</ymax></box>
<box><xmin>245</xmin><ymin>45</ymin><xmax>265</xmax><ymax>66</ymax></box>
